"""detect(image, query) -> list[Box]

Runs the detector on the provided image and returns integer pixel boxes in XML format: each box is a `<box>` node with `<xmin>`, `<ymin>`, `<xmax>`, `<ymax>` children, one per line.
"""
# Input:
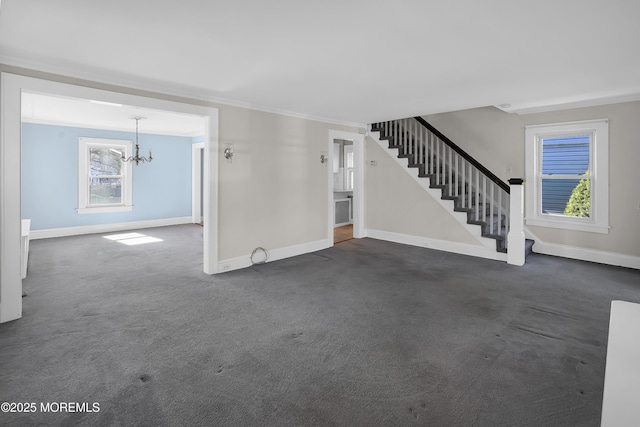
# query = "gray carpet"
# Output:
<box><xmin>1</xmin><ymin>224</ymin><xmax>639</xmax><ymax>426</ymax></box>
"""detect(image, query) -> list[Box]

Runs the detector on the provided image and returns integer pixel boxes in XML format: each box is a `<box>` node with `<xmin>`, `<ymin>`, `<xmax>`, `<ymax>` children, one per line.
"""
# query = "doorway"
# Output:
<box><xmin>328</xmin><ymin>130</ymin><xmax>364</xmax><ymax>245</ymax></box>
<box><xmin>334</xmin><ymin>224</ymin><xmax>354</xmax><ymax>244</ymax></box>
<box><xmin>1</xmin><ymin>73</ymin><xmax>219</xmax><ymax>323</ymax></box>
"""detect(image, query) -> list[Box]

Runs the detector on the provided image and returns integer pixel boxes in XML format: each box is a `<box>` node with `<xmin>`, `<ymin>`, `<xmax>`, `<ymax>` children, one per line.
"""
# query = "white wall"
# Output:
<box><xmin>365</xmin><ymin>136</ymin><xmax>480</xmax><ymax>245</ymax></box>
<box><xmin>217</xmin><ymin>106</ymin><xmax>357</xmax><ymax>260</ymax></box>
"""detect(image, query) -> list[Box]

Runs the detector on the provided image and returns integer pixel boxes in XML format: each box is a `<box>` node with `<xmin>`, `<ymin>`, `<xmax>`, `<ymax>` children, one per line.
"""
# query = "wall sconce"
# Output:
<box><xmin>224</xmin><ymin>144</ymin><xmax>234</xmax><ymax>163</ymax></box>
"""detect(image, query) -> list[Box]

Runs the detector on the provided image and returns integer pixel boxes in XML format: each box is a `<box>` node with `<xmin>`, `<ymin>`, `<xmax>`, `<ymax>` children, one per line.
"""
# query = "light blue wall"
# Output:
<box><xmin>21</xmin><ymin>123</ymin><xmax>193</xmax><ymax>230</ymax></box>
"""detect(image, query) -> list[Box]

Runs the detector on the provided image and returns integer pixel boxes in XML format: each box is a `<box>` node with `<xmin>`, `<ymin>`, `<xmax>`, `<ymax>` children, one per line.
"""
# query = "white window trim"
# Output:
<box><xmin>78</xmin><ymin>137</ymin><xmax>133</xmax><ymax>214</ymax></box>
<box><xmin>525</xmin><ymin>119</ymin><xmax>609</xmax><ymax>234</ymax></box>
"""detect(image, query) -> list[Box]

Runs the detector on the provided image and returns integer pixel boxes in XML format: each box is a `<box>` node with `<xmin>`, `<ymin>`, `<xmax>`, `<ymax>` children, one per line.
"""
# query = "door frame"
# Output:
<box><xmin>192</xmin><ymin>142</ymin><xmax>205</xmax><ymax>224</ymax></box>
<box><xmin>328</xmin><ymin>130</ymin><xmax>365</xmax><ymax>241</ymax></box>
<box><xmin>0</xmin><ymin>73</ymin><xmax>219</xmax><ymax>323</ymax></box>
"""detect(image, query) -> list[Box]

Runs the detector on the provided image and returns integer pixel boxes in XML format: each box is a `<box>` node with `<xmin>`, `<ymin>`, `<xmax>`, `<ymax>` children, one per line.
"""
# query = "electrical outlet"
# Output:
<box><xmin>222</xmin><ymin>264</ymin><xmax>231</xmax><ymax>271</ymax></box>
<box><xmin>370</xmin><ymin>160</ymin><xmax>377</xmax><ymax>166</ymax></box>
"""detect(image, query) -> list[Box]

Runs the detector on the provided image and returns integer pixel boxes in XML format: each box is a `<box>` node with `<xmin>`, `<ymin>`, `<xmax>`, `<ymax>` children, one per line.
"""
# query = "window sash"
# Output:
<box><xmin>538</xmin><ymin>177</ymin><xmax>591</xmax><ymax>217</ymax></box>
<box><xmin>536</xmin><ymin>132</ymin><xmax>593</xmax><ymax>219</ymax></box>
<box><xmin>88</xmin><ymin>175</ymin><xmax>124</xmax><ymax>207</ymax></box>
<box><xmin>78</xmin><ymin>137</ymin><xmax>132</xmax><ymax>214</ymax></box>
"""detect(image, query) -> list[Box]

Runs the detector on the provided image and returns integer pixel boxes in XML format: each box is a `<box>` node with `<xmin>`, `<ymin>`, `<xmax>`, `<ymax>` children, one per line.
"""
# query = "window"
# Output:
<box><xmin>78</xmin><ymin>137</ymin><xmax>133</xmax><ymax>214</ymax></box>
<box><xmin>344</xmin><ymin>145</ymin><xmax>354</xmax><ymax>190</ymax></box>
<box><xmin>332</xmin><ymin>141</ymin><xmax>354</xmax><ymax>191</ymax></box>
<box><xmin>525</xmin><ymin>119</ymin><xmax>609</xmax><ymax>233</ymax></box>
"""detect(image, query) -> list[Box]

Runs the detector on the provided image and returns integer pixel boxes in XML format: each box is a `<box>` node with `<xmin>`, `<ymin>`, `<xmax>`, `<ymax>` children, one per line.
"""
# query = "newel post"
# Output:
<box><xmin>507</xmin><ymin>178</ymin><xmax>525</xmax><ymax>266</ymax></box>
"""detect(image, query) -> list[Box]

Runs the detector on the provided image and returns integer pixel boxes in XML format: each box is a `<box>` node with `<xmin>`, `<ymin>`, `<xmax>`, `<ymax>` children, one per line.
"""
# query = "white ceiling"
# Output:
<box><xmin>21</xmin><ymin>93</ymin><xmax>206</xmax><ymax>136</ymax></box>
<box><xmin>2</xmin><ymin>0</ymin><xmax>640</xmax><ymax>125</ymax></box>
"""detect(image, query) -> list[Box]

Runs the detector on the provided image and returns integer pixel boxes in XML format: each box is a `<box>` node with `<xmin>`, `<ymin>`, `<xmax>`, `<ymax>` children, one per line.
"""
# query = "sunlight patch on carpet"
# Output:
<box><xmin>103</xmin><ymin>232</ymin><xmax>163</xmax><ymax>245</ymax></box>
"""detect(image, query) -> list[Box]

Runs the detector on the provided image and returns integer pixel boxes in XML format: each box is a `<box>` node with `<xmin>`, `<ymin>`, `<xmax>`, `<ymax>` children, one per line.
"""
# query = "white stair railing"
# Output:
<box><xmin>372</xmin><ymin>118</ymin><xmax>512</xmax><ymax>253</ymax></box>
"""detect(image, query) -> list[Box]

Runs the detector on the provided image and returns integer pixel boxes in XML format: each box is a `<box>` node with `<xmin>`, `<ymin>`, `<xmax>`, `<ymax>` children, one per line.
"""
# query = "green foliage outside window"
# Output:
<box><xmin>564</xmin><ymin>172</ymin><xmax>591</xmax><ymax>217</ymax></box>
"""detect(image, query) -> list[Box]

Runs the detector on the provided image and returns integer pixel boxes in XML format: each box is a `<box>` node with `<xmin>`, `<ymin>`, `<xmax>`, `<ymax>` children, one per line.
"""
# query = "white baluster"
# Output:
<box><xmin>449</xmin><ymin>149</ymin><xmax>453</xmax><ymax>197</ymax></box>
<box><xmin>409</xmin><ymin>119</ymin><xmax>414</xmax><ymax>162</ymax></box>
<box><xmin>403</xmin><ymin>119</ymin><xmax>408</xmax><ymax>153</ymax></box>
<box><xmin>461</xmin><ymin>158</ymin><xmax>466</xmax><ymax>208</ymax></box>
<box><xmin>443</xmin><ymin>142</ymin><xmax>448</xmax><ymax>188</ymax></box>
<box><xmin>475</xmin><ymin>169</ymin><xmax>480</xmax><ymax>221</ymax></box>
<box><xmin>454</xmin><ymin>155</ymin><xmax>459</xmax><ymax>198</ymax></box>
<box><xmin>412</xmin><ymin>120</ymin><xmax>416</xmax><ymax>163</ymax></box>
<box><xmin>419</xmin><ymin>123</ymin><xmax>423</xmax><ymax>167</ymax></box>
<box><xmin>436</xmin><ymin>138</ymin><xmax>440</xmax><ymax>184</ymax></box>
<box><xmin>482</xmin><ymin>176</ymin><xmax>487</xmax><ymax>225</ymax></box>
<box><xmin>395</xmin><ymin>120</ymin><xmax>399</xmax><ymax>146</ymax></box>
<box><xmin>498</xmin><ymin>188</ymin><xmax>502</xmax><ymax>238</ymax></box>
<box><xmin>505</xmin><ymin>193</ymin><xmax>510</xmax><ymax>236</ymax></box>
<box><xmin>429</xmin><ymin>133</ymin><xmax>434</xmax><ymax>176</ymax></box>
<box><xmin>490</xmin><ymin>183</ymin><xmax>495</xmax><ymax>235</ymax></box>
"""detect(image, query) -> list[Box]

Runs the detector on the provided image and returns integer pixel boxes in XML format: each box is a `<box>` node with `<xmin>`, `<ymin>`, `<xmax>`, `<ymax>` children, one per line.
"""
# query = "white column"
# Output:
<box><xmin>507</xmin><ymin>179</ymin><xmax>525</xmax><ymax>266</ymax></box>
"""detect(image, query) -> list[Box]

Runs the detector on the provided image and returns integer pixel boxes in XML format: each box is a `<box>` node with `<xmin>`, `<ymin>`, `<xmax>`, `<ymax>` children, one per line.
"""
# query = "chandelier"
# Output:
<box><xmin>122</xmin><ymin>116</ymin><xmax>153</xmax><ymax>165</ymax></box>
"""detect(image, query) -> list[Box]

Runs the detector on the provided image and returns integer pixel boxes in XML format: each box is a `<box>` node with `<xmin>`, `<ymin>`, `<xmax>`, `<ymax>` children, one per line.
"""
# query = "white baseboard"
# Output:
<box><xmin>29</xmin><ymin>217</ymin><xmax>193</xmax><ymax>240</ymax></box>
<box><xmin>218</xmin><ymin>238</ymin><xmax>332</xmax><ymax>273</ymax></box>
<box><xmin>369</xmin><ymin>127</ymin><xmax>494</xmax><ymax>250</ymax></box>
<box><xmin>366</xmin><ymin>229</ymin><xmax>508</xmax><ymax>262</ymax></box>
<box><xmin>531</xmin><ymin>240</ymin><xmax>640</xmax><ymax>270</ymax></box>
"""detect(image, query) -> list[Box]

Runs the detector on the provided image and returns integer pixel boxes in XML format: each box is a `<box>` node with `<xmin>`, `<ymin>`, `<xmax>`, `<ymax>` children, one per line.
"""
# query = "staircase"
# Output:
<box><xmin>370</xmin><ymin>117</ymin><xmax>528</xmax><ymax>255</ymax></box>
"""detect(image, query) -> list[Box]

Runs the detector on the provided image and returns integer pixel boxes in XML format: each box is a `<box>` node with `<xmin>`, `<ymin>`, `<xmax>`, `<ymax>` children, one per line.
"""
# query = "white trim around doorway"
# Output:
<box><xmin>328</xmin><ymin>130</ymin><xmax>365</xmax><ymax>243</ymax></box>
<box><xmin>0</xmin><ymin>73</ymin><xmax>219</xmax><ymax>323</ymax></box>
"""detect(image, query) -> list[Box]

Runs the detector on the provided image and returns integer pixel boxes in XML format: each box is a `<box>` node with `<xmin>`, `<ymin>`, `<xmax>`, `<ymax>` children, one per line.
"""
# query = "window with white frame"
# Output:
<box><xmin>525</xmin><ymin>119</ymin><xmax>609</xmax><ymax>233</ymax></box>
<box><xmin>78</xmin><ymin>137</ymin><xmax>133</xmax><ymax>214</ymax></box>
<box><xmin>344</xmin><ymin>145</ymin><xmax>354</xmax><ymax>190</ymax></box>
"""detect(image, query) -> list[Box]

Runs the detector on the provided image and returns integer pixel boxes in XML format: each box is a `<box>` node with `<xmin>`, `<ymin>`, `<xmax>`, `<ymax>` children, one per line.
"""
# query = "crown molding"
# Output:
<box><xmin>495</xmin><ymin>91</ymin><xmax>640</xmax><ymax>115</ymax></box>
<box><xmin>0</xmin><ymin>53</ymin><xmax>366</xmax><ymax>129</ymax></box>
